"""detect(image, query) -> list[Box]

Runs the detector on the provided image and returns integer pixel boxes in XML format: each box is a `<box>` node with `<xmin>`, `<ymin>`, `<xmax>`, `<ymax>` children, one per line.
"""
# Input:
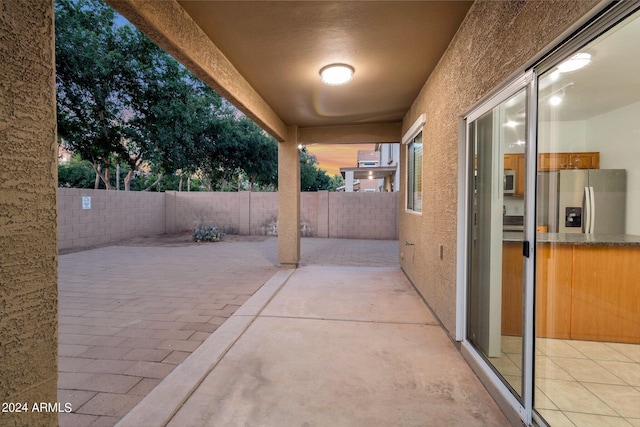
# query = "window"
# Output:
<box><xmin>404</xmin><ymin>114</ymin><xmax>426</xmax><ymax>213</ymax></box>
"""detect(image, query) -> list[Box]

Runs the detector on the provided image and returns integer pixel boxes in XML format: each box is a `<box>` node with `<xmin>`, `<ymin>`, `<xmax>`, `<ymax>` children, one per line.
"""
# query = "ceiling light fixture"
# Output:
<box><xmin>549</xmin><ymin>94</ymin><xmax>563</xmax><ymax>106</ymax></box>
<box><xmin>542</xmin><ymin>82</ymin><xmax>573</xmax><ymax>107</ymax></box>
<box><xmin>557</xmin><ymin>52</ymin><xmax>591</xmax><ymax>73</ymax></box>
<box><xmin>320</xmin><ymin>64</ymin><xmax>354</xmax><ymax>86</ymax></box>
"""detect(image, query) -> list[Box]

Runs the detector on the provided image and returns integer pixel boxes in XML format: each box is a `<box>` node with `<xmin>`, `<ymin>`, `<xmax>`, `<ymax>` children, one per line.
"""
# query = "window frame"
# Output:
<box><xmin>403</xmin><ymin>114</ymin><xmax>426</xmax><ymax>214</ymax></box>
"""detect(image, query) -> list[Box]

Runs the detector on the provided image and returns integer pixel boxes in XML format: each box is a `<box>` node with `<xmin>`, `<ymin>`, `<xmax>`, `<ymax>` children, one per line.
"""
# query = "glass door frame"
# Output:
<box><xmin>457</xmin><ymin>70</ymin><xmax>537</xmax><ymax>425</ymax></box>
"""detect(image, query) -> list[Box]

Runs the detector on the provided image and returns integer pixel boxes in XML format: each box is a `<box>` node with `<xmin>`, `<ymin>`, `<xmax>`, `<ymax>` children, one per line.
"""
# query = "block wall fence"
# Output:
<box><xmin>58</xmin><ymin>188</ymin><xmax>167</xmax><ymax>252</ymax></box>
<box><xmin>58</xmin><ymin>189</ymin><xmax>399</xmax><ymax>251</ymax></box>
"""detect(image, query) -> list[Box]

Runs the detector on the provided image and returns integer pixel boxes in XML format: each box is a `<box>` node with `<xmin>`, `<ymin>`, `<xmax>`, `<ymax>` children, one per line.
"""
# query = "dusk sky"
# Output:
<box><xmin>306</xmin><ymin>144</ymin><xmax>375</xmax><ymax>176</ymax></box>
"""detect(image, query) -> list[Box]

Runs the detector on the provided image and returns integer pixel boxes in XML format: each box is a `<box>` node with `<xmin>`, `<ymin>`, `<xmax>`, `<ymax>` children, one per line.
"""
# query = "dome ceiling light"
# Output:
<box><xmin>320</xmin><ymin>64</ymin><xmax>354</xmax><ymax>86</ymax></box>
<box><xmin>557</xmin><ymin>52</ymin><xmax>591</xmax><ymax>73</ymax></box>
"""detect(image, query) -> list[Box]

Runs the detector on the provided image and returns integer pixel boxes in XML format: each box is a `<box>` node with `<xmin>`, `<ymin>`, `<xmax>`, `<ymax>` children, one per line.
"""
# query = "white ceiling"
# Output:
<box><xmin>538</xmin><ymin>10</ymin><xmax>640</xmax><ymax>122</ymax></box>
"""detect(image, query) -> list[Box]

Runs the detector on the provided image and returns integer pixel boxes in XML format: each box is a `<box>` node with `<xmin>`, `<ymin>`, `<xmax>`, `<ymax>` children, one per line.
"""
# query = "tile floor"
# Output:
<box><xmin>494</xmin><ymin>336</ymin><xmax>640</xmax><ymax>427</ymax></box>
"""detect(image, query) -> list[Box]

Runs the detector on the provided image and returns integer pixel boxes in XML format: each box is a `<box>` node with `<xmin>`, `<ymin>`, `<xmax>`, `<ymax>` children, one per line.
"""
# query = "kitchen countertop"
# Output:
<box><xmin>503</xmin><ymin>232</ymin><xmax>640</xmax><ymax>246</ymax></box>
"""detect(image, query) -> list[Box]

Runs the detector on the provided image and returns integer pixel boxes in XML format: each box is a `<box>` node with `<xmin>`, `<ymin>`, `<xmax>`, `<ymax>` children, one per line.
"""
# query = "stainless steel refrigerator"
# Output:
<box><xmin>537</xmin><ymin>169</ymin><xmax>627</xmax><ymax>234</ymax></box>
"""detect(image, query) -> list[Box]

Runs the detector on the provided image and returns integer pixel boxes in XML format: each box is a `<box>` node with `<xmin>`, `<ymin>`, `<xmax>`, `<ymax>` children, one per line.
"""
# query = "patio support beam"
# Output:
<box><xmin>105</xmin><ymin>0</ymin><xmax>288</xmax><ymax>141</ymax></box>
<box><xmin>278</xmin><ymin>126</ymin><xmax>301</xmax><ymax>268</ymax></box>
<box><xmin>298</xmin><ymin>122</ymin><xmax>402</xmax><ymax>145</ymax></box>
<box><xmin>345</xmin><ymin>171</ymin><xmax>355</xmax><ymax>192</ymax></box>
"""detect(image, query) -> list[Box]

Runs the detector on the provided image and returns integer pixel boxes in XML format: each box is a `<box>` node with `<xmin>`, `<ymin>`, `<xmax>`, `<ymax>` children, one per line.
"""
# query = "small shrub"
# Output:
<box><xmin>193</xmin><ymin>225</ymin><xmax>224</xmax><ymax>242</ymax></box>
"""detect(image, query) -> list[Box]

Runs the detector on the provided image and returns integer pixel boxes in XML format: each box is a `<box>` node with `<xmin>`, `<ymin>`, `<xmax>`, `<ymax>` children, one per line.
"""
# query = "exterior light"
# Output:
<box><xmin>557</xmin><ymin>52</ymin><xmax>591</xmax><ymax>73</ymax></box>
<box><xmin>320</xmin><ymin>64</ymin><xmax>354</xmax><ymax>85</ymax></box>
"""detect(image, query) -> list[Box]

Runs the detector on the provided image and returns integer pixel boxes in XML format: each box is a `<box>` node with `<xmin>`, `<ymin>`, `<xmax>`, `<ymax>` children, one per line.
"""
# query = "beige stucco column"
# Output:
<box><xmin>0</xmin><ymin>1</ymin><xmax>58</xmax><ymax>426</ymax></box>
<box><xmin>278</xmin><ymin>126</ymin><xmax>300</xmax><ymax>268</ymax></box>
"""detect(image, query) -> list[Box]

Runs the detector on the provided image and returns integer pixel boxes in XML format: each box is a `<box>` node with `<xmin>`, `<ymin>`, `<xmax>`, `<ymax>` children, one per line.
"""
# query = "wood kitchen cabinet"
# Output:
<box><xmin>503</xmin><ymin>154</ymin><xmax>525</xmax><ymax>196</ymax></box>
<box><xmin>535</xmin><ymin>244</ymin><xmax>572</xmax><ymax>339</ymax></box>
<box><xmin>538</xmin><ymin>153</ymin><xmax>565</xmax><ymax>171</ymax></box>
<box><xmin>571</xmin><ymin>245</ymin><xmax>640</xmax><ymax>344</ymax></box>
<box><xmin>537</xmin><ymin>152</ymin><xmax>600</xmax><ymax>171</ymax></box>
<box><xmin>501</xmin><ymin>243</ymin><xmax>572</xmax><ymax>338</ymax></box>
<box><xmin>504</xmin><ymin>154</ymin><xmax>517</xmax><ymax>171</ymax></box>
<box><xmin>515</xmin><ymin>154</ymin><xmax>525</xmax><ymax>196</ymax></box>
<box><xmin>501</xmin><ymin>242</ymin><xmax>640</xmax><ymax>343</ymax></box>
<box><xmin>566</xmin><ymin>152</ymin><xmax>600</xmax><ymax>169</ymax></box>
<box><xmin>501</xmin><ymin>242</ymin><xmax>523</xmax><ymax>336</ymax></box>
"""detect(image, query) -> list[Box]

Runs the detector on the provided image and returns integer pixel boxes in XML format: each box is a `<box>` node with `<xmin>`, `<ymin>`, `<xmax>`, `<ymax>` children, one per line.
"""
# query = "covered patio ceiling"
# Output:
<box><xmin>106</xmin><ymin>0</ymin><xmax>473</xmax><ymax>142</ymax></box>
<box><xmin>340</xmin><ymin>166</ymin><xmax>397</xmax><ymax>181</ymax></box>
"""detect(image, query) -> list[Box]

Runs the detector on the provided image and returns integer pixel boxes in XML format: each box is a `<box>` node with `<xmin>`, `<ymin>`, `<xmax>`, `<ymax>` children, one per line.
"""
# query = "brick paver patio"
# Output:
<box><xmin>58</xmin><ymin>236</ymin><xmax>398</xmax><ymax>426</ymax></box>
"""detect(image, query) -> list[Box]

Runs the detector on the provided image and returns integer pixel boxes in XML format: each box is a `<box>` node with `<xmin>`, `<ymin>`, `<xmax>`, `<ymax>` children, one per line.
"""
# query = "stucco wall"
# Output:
<box><xmin>0</xmin><ymin>1</ymin><xmax>58</xmax><ymax>425</ymax></box>
<box><xmin>399</xmin><ymin>0</ymin><xmax>599</xmax><ymax>337</ymax></box>
<box><xmin>58</xmin><ymin>188</ymin><xmax>166</xmax><ymax>251</ymax></box>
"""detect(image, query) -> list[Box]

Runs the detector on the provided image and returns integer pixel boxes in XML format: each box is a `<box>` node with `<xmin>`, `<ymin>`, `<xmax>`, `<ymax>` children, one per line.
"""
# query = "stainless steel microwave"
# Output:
<box><xmin>504</xmin><ymin>170</ymin><xmax>516</xmax><ymax>194</ymax></box>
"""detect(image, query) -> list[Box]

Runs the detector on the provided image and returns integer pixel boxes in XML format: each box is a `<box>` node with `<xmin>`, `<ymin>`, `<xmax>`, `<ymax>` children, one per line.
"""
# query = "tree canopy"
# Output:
<box><xmin>55</xmin><ymin>0</ymin><xmax>335</xmax><ymax>192</ymax></box>
<box><xmin>300</xmin><ymin>149</ymin><xmax>338</xmax><ymax>192</ymax></box>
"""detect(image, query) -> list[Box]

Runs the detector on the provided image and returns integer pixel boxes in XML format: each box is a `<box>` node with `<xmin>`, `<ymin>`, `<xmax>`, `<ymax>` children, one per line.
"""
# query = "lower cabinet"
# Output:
<box><xmin>571</xmin><ymin>245</ymin><xmax>640</xmax><ymax>344</ymax></box>
<box><xmin>501</xmin><ymin>242</ymin><xmax>640</xmax><ymax>343</ymax></box>
<box><xmin>535</xmin><ymin>244</ymin><xmax>573</xmax><ymax>339</ymax></box>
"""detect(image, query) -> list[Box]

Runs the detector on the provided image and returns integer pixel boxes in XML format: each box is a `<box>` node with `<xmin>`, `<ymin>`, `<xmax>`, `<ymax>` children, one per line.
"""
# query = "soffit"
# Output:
<box><xmin>340</xmin><ymin>166</ymin><xmax>397</xmax><ymax>179</ymax></box>
<box><xmin>177</xmin><ymin>1</ymin><xmax>472</xmax><ymax>128</ymax></box>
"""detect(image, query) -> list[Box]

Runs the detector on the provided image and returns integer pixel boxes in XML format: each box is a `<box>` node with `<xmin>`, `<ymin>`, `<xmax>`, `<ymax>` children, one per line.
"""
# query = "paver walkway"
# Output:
<box><xmin>58</xmin><ymin>237</ymin><xmax>398</xmax><ymax>426</ymax></box>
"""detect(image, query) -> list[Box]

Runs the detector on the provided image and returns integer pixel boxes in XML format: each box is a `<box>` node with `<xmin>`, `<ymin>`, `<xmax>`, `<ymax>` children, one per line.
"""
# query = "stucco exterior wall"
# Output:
<box><xmin>399</xmin><ymin>0</ymin><xmax>599</xmax><ymax>337</ymax></box>
<box><xmin>0</xmin><ymin>1</ymin><xmax>58</xmax><ymax>425</ymax></box>
<box><xmin>57</xmin><ymin>189</ymin><xmax>166</xmax><ymax>251</ymax></box>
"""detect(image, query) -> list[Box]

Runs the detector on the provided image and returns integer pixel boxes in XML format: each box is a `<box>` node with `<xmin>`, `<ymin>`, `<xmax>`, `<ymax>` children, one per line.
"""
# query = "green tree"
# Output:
<box><xmin>55</xmin><ymin>0</ymin><xmax>229</xmax><ymax>191</ymax></box>
<box><xmin>231</xmin><ymin>117</ymin><xmax>278</xmax><ymax>191</ymax></box>
<box><xmin>55</xmin><ymin>0</ymin><xmax>279</xmax><ymax>193</ymax></box>
<box><xmin>55</xmin><ymin>0</ymin><xmax>129</xmax><ymax>189</ymax></box>
<box><xmin>57</xmin><ymin>154</ymin><xmax>96</xmax><ymax>188</ymax></box>
<box><xmin>328</xmin><ymin>174</ymin><xmax>345</xmax><ymax>191</ymax></box>
<box><xmin>122</xmin><ymin>30</ymin><xmax>232</xmax><ymax>190</ymax></box>
<box><xmin>300</xmin><ymin>149</ymin><xmax>332</xmax><ymax>191</ymax></box>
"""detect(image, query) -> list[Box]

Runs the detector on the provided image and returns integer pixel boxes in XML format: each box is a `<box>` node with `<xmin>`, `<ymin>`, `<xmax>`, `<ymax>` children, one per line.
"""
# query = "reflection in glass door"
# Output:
<box><xmin>468</xmin><ymin>88</ymin><xmax>527</xmax><ymax>400</ymax></box>
<box><xmin>534</xmin><ymin>9</ymin><xmax>640</xmax><ymax>426</ymax></box>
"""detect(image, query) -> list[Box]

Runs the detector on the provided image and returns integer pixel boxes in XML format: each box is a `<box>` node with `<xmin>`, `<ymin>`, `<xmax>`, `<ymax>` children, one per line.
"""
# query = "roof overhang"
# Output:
<box><xmin>340</xmin><ymin>166</ymin><xmax>397</xmax><ymax>180</ymax></box>
<box><xmin>105</xmin><ymin>0</ymin><xmax>473</xmax><ymax>142</ymax></box>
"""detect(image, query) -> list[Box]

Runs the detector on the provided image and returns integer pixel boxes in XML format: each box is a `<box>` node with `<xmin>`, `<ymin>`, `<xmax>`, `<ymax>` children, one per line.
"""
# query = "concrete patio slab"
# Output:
<box><xmin>117</xmin><ymin>265</ymin><xmax>509</xmax><ymax>427</ymax></box>
<box><xmin>261</xmin><ymin>265</ymin><xmax>436</xmax><ymax>324</ymax></box>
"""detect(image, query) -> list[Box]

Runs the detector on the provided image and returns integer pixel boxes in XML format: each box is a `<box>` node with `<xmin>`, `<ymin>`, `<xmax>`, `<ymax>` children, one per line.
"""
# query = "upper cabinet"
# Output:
<box><xmin>538</xmin><ymin>152</ymin><xmax>600</xmax><ymax>171</ymax></box>
<box><xmin>504</xmin><ymin>153</ymin><xmax>525</xmax><ymax>196</ymax></box>
<box><xmin>503</xmin><ymin>153</ymin><xmax>517</xmax><ymax>171</ymax></box>
<box><xmin>503</xmin><ymin>152</ymin><xmax>600</xmax><ymax>197</ymax></box>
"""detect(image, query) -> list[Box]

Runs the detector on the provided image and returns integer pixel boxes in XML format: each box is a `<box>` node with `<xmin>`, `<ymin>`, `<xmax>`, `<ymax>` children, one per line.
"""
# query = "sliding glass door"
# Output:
<box><xmin>464</xmin><ymin>4</ymin><xmax>640</xmax><ymax>426</ymax></box>
<box><xmin>533</xmin><ymin>8</ymin><xmax>640</xmax><ymax>427</ymax></box>
<box><xmin>467</xmin><ymin>83</ymin><xmax>530</xmax><ymax>404</ymax></box>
